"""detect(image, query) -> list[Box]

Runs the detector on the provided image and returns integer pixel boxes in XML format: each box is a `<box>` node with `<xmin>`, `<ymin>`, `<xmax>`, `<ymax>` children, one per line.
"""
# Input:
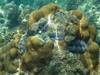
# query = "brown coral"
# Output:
<box><xmin>27</xmin><ymin>3</ymin><xmax>60</xmax><ymax>29</ymax></box>
<box><xmin>64</xmin><ymin>25</ymin><xmax>79</xmax><ymax>43</ymax></box>
<box><xmin>69</xmin><ymin>9</ymin><xmax>96</xmax><ymax>42</ymax></box>
<box><xmin>40</xmin><ymin>3</ymin><xmax>60</xmax><ymax>16</ymax></box>
<box><xmin>20</xmin><ymin>36</ymin><xmax>54</xmax><ymax>74</ymax></box>
<box><xmin>70</xmin><ymin>9</ymin><xmax>83</xmax><ymax>20</ymax></box>
<box><xmin>80</xmin><ymin>41</ymin><xmax>99</xmax><ymax>73</ymax></box>
<box><xmin>0</xmin><ymin>30</ymin><xmax>24</xmax><ymax>74</ymax></box>
<box><xmin>89</xmin><ymin>25</ymin><xmax>97</xmax><ymax>41</ymax></box>
<box><xmin>27</xmin><ymin>10</ymin><xmax>43</xmax><ymax>28</ymax></box>
<box><xmin>0</xmin><ymin>5</ymin><xmax>99</xmax><ymax>75</ymax></box>
<box><xmin>0</xmin><ymin>27</ymin><xmax>54</xmax><ymax>75</ymax></box>
<box><xmin>4</xmin><ymin>57</ymin><xmax>18</xmax><ymax>73</ymax></box>
<box><xmin>78</xmin><ymin>17</ymin><xmax>90</xmax><ymax>41</ymax></box>
<box><xmin>9</xmin><ymin>48</ymin><xmax>18</xmax><ymax>60</ymax></box>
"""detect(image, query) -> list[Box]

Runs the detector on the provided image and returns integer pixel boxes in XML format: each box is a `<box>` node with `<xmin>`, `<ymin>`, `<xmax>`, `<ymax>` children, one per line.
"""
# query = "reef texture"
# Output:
<box><xmin>0</xmin><ymin>3</ymin><xmax>99</xmax><ymax>75</ymax></box>
<box><xmin>0</xmin><ymin>1</ymin><xmax>33</xmax><ymax>28</ymax></box>
<box><xmin>42</xmin><ymin>43</ymin><xmax>86</xmax><ymax>75</ymax></box>
<box><xmin>0</xmin><ymin>1</ymin><xmax>19</xmax><ymax>28</ymax></box>
<box><xmin>0</xmin><ymin>1</ymin><xmax>33</xmax><ymax>46</ymax></box>
<box><xmin>78</xmin><ymin>0</ymin><xmax>100</xmax><ymax>45</ymax></box>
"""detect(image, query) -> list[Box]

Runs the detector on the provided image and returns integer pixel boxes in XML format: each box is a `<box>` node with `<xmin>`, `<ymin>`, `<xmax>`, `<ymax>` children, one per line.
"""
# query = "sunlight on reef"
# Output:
<box><xmin>0</xmin><ymin>0</ymin><xmax>100</xmax><ymax>75</ymax></box>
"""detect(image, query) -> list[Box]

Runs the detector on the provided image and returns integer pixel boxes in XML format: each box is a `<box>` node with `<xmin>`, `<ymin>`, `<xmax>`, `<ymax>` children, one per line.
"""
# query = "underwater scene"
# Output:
<box><xmin>0</xmin><ymin>0</ymin><xmax>100</xmax><ymax>75</ymax></box>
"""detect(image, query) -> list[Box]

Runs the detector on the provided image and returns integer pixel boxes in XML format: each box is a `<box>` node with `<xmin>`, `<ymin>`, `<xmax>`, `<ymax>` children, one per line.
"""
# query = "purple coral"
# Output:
<box><xmin>67</xmin><ymin>38</ymin><xmax>88</xmax><ymax>54</ymax></box>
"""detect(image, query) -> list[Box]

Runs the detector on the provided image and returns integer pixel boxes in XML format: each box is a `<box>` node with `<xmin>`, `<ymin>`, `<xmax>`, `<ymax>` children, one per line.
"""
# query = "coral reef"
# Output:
<box><xmin>1</xmin><ymin>1</ymin><xmax>19</xmax><ymax>28</ymax></box>
<box><xmin>67</xmin><ymin>38</ymin><xmax>87</xmax><ymax>54</ymax></box>
<box><xmin>78</xmin><ymin>17</ymin><xmax>90</xmax><ymax>41</ymax></box>
<box><xmin>0</xmin><ymin>2</ymin><xmax>99</xmax><ymax>75</ymax></box>
<box><xmin>64</xmin><ymin>25</ymin><xmax>79</xmax><ymax>43</ymax></box>
<box><xmin>96</xmin><ymin>30</ymin><xmax>100</xmax><ymax>45</ymax></box>
<box><xmin>0</xmin><ymin>1</ymin><xmax>33</xmax><ymax>47</ymax></box>
<box><xmin>78</xmin><ymin>0</ymin><xmax>100</xmax><ymax>45</ymax></box>
<box><xmin>19</xmin><ymin>36</ymin><xmax>54</xmax><ymax>75</ymax></box>
<box><xmin>43</xmin><ymin>44</ymin><xmax>86</xmax><ymax>75</ymax></box>
<box><xmin>70</xmin><ymin>9</ymin><xmax>83</xmax><ymax>20</ymax></box>
<box><xmin>27</xmin><ymin>4</ymin><xmax>98</xmax><ymax>74</ymax></box>
<box><xmin>0</xmin><ymin>27</ymin><xmax>14</xmax><ymax>46</ymax></box>
<box><xmin>0</xmin><ymin>1</ymin><xmax>33</xmax><ymax>30</ymax></box>
<box><xmin>80</xmin><ymin>41</ymin><xmax>99</xmax><ymax>74</ymax></box>
<box><xmin>18</xmin><ymin>4</ymin><xmax>33</xmax><ymax>29</ymax></box>
<box><xmin>27</xmin><ymin>3</ymin><xmax>60</xmax><ymax>29</ymax></box>
<box><xmin>0</xmin><ymin>21</ymin><xmax>54</xmax><ymax>75</ymax></box>
<box><xmin>68</xmin><ymin>10</ymin><xmax>99</xmax><ymax>74</ymax></box>
<box><xmin>0</xmin><ymin>38</ymin><xmax>7</xmax><ymax>47</ymax></box>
